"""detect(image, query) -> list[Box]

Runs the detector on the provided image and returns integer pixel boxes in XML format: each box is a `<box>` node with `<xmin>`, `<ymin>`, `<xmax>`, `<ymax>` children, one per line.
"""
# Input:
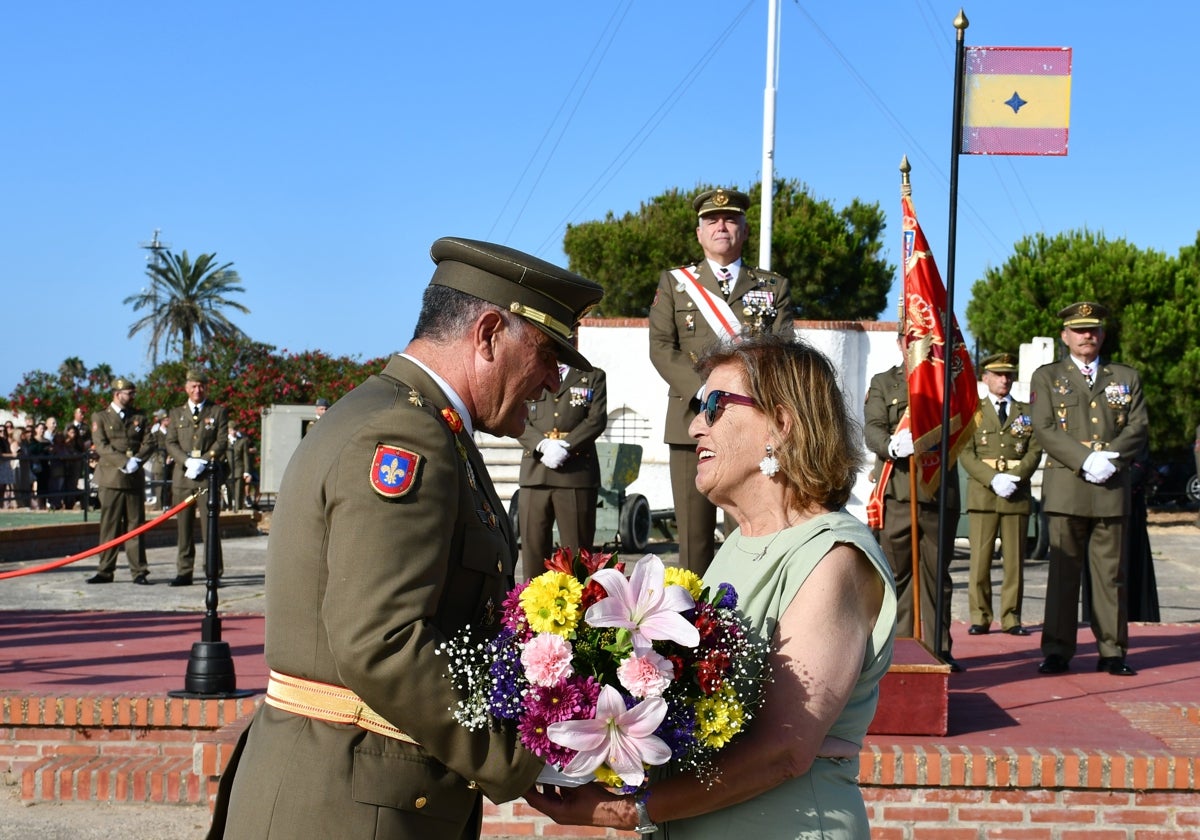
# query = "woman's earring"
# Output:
<box><xmin>759</xmin><ymin>444</ymin><xmax>780</xmax><ymax>477</ymax></box>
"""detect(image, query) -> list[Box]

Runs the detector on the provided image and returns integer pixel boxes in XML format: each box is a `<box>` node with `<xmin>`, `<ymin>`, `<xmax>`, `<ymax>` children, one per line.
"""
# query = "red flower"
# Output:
<box><xmin>544</xmin><ymin>547</ymin><xmax>575</xmax><ymax>575</ymax></box>
<box><xmin>579</xmin><ymin>580</ymin><xmax>608</xmax><ymax>610</ymax></box>
<box><xmin>695</xmin><ymin>659</ymin><xmax>725</xmax><ymax>695</ymax></box>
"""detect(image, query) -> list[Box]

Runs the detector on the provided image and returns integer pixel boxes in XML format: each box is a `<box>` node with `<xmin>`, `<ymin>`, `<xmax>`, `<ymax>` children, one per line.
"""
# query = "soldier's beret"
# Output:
<box><xmin>429</xmin><ymin>237</ymin><xmax>604</xmax><ymax>371</ymax></box>
<box><xmin>692</xmin><ymin>188</ymin><xmax>751</xmax><ymax>218</ymax></box>
<box><xmin>1058</xmin><ymin>301</ymin><xmax>1108</xmax><ymax>329</ymax></box>
<box><xmin>315</xmin><ymin>398</ymin><xmax>331</xmax><ymax>408</ymax></box>
<box><xmin>981</xmin><ymin>352</ymin><xmax>1018</xmax><ymax>374</ymax></box>
<box><xmin>110</xmin><ymin>377</ymin><xmax>135</xmax><ymax>392</ymax></box>
<box><xmin>185</xmin><ymin>368</ymin><xmax>210</xmax><ymax>384</ymax></box>
<box><xmin>153</xmin><ymin>408</ymin><xmax>168</xmax><ymax>419</ymax></box>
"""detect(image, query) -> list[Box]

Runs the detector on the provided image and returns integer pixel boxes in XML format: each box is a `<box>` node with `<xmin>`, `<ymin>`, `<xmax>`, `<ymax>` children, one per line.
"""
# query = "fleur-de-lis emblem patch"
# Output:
<box><xmin>370</xmin><ymin>444</ymin><xmax>421</xmax><ymax>499</ymax></box>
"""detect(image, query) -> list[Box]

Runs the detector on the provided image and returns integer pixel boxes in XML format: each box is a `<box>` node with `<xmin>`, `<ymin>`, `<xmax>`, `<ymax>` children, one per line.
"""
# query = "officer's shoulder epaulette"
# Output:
<box><xmin>746</xmin><ymin>266</ymin><xmax>786</xmax><ymax>285</ymax></box>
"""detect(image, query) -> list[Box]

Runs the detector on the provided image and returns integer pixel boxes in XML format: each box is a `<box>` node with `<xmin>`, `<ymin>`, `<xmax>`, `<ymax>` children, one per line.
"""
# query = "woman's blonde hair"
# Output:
<box><xmin>697</xmin><ymin>334</ymin><xmax>863</xmax><ymax>511</ymax></box>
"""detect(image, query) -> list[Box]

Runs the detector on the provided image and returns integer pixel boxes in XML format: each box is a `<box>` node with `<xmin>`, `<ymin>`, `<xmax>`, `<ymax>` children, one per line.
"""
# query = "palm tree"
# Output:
<box><xmin>124</xmin><ymin>250</ymin><xmax>251</xmax><ymax>364</ymax></box>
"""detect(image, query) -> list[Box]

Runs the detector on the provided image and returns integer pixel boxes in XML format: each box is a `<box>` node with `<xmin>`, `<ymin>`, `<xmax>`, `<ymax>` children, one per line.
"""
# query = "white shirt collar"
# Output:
<box><xmin>400</xmin><ymin>353</ymin><xmax>474</xmax><ymax>437</ymax></box>
<box><xmin>706</xmin><ymin>257</ymin><xmax>743</xmax><ymax>276</ymax></box>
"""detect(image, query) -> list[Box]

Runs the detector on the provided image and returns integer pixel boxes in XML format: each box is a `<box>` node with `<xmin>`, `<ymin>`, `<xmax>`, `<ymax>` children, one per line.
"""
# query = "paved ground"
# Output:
<box><xmin>1</xmin><ymin>511</ymin><xmax>1197</xmax><ymax>839</ymax></box>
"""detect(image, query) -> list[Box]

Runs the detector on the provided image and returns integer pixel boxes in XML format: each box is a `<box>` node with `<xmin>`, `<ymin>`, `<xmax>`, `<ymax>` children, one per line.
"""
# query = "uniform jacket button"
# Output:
<box><xmin>414</xmin><ymin>796</ymin><xmax>427</xmax><ymax>809</ymax></box>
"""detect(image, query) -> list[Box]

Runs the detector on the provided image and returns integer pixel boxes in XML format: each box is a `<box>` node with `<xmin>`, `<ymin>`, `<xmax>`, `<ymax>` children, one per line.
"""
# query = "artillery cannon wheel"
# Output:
<box><xmin>618</xmin><ymin>494</ymin><xmax>651</xmax><ymax>553</ymax></box>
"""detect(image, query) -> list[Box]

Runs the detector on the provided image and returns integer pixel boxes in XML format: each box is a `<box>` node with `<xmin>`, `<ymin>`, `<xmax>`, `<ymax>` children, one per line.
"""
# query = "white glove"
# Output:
<box><xmin>888</xmin><ymin>428</ymin><xmax>914</xmax><ymax>459</ymax></box>
<box><xmin>535</xmin><ymin>764</ymin><xmax>595</xmax><ymax>788</ymax></box>
<box><xmin>184</xmin><ymin>457</ymin><xmax>209</xmax><ymax>480</ymax></box>
<box><xmin>536</xmin><ymin>439</ymin><xmax>570</xmax><ymax>470</ymax></box>
<box><xmin>990</xmin><ymin>473</ymin><xmax>1020</xmax><ymax>498</ymax></box>
<box><xmin>122</xmin><ymin>457</ymin><xmax>141</xmax><ymax>474</ymax></box>
<box><xmin>1082</xmin><ymin>451</ymin><xmax>1118</xmax><ymax>484</ymax></box>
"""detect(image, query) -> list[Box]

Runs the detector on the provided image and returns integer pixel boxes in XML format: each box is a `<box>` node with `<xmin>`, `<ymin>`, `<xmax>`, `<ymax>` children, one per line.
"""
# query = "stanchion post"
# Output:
<box><xmin>170</xmin><ymin>462</ymin><xmax>253</xmax><ymax>699</ymax></box>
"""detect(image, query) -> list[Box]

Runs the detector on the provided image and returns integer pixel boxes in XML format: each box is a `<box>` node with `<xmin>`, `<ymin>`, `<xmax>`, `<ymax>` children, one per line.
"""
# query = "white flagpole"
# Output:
<box><xmin>759</xmin><ymin>0</ymin><xmax>780</xmax><ymax>270</ymax></box>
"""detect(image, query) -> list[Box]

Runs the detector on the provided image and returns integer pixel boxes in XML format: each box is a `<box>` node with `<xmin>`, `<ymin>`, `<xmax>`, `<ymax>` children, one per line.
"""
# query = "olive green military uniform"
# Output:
<box><xmin>649</xmin><ymin>192</ymin><xmax>792</xmax><ymax>575</ymax></box>
<box><xmin>959</xmin><ymin>384</ymin><xmax>1042</xmax><ymax>631</ymax></box>
<box><xmin>863</xmin><ymin>365</ymin><xmax>960</xmax><ymax>652</ymax></box>
<box><xmin>212</xmin><ymin>358</ymin><xmax>543</xmax><ymax>840</ymax></box>
<box><xmin>1030</xmin><ymin>354</ymin><xmax>1147</xmax><ymax>664</ymax></box>
<box><xmin>516</xmin><ymin>366</ymin><xmax>607</xmax><ymax>580</ymax></box>
<box><xmin>90</xmin><ymin>402</ymin><xmax>156</xmax><ymax>579</ymax></box>
<box><xmin>209</xmin><ymin>235</ymin><xmax>603</xmax><ymax>840</ymax></box>
<box><xmin>165</xmin><ymin>400</ymin><xmax>229</xmax><ymax>576</ymax></box>
<box><xmin>223</xmin><ymin>432</ymin><xmax>251</xmax><ymax>511</ymax></box>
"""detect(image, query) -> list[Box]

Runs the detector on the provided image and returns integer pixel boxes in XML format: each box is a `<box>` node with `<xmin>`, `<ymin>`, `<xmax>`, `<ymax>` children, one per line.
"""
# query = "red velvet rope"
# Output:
<box><xmin>0</xmin><ymin>491</ymin><xmax>202</xmax><ymax>580</ymax></box>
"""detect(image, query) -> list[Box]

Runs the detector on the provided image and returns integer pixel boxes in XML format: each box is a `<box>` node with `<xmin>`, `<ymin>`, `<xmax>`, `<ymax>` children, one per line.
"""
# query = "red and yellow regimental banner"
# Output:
<box><xmin>961</xmin><ymin>46</ymin><xmax>1072</xmax><ymax>156</ymax></box>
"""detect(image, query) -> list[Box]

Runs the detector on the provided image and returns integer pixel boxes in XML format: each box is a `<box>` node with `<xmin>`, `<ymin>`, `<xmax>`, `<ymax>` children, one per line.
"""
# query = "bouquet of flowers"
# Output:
<box><xmin>438</xmin><ymin>547</ymin><xmax>770</xmax><ymax>789</ymax></box>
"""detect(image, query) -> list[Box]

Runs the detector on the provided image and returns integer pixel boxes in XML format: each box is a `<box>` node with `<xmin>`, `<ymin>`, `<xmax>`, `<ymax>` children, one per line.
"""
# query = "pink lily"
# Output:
<box><xmin>548</xmin><ymin>685</ymin><xmax>671</xmax><ymax>787</ymax></box>
<box><xmin>585</xmin><ymin>555</ymin><xmax>699</xmax><ymax>654</ymax></box>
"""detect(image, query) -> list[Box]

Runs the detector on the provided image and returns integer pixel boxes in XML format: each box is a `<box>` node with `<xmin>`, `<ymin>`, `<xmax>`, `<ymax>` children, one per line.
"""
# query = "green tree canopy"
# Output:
<box><xmin>563</xmin><ymin>178</ymin><xmax>894</xmax><ymax>320</ymax></box>
<box><xmin>966</xmin><ymin>229</ymin><xmax>1200</xmax><ymax>456</ymax></box>
<box><xmin>124</xmin><ymin>250</ymin><xmax>251</xmax><ymax>365</ymax></box>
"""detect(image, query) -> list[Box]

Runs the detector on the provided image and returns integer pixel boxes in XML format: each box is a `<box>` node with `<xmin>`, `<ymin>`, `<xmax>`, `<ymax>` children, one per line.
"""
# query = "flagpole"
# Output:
<box><xmin>758</xmin><ymin>0</ymin><xmax>780</xmax><ymax>269</ymax></box>
<box><xmin>900</xmin><ymin>157</ymin><xmax>923</xmax><ymax>643</ymax></box>
<box><xmin>932</xmin><ymin>9</ymin><xmax>970</xmax><ymax>659</ymax></box>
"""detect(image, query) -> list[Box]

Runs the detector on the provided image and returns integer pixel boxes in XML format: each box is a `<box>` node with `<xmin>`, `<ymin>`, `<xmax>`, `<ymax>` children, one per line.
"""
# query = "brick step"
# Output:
<box><xmin>21</xmin><ymin>753</ymin><xmax>202</xmax><ymax>804</ymax></box>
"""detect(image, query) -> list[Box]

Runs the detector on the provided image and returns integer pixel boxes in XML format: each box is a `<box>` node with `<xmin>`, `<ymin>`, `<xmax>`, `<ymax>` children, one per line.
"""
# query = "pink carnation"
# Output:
<box><xmin>616</xmin><ymin>651</ymin><xmax>675</xmax><ymax>698</ymax></box>
<box><xmin>521</xmin><ymin>633</ymin><xmax>575</xmax><ymax>687</ymax></box>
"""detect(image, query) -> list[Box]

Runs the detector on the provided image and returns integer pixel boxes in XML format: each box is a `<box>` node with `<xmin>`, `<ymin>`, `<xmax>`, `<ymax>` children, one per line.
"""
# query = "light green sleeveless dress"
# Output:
<box><xmin>661</xmin><ymin>509</ymin><xmax>897</xmax><ymax>840</ymax></box>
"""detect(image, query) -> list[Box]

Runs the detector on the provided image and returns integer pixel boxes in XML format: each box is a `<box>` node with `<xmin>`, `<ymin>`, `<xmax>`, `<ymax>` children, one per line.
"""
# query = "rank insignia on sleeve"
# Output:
<box><xmin>370</xmin><ymin>444</ymin><xmax>421</xmax><ymax>498</ymax></box>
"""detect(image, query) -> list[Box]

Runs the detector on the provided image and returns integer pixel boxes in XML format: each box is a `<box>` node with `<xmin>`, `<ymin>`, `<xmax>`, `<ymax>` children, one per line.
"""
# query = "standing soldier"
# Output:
<box><xmin>649</xmin><ymin>187</ymin><xmax>794</xmax><ymax>574</ymax></box>
<box><xmin>164</xmin><ymin>369</ymin><xmax>229</xmax><ymax>586</ymax></box>
<box><xmin>959</xmin><ymin>352</ymin><xmax>1043</xmax><ymax>636</ymax></box>
<box><xmin>516</xmin><ymin>364</ymin><xmax>607</xmax><ymax>579</ymax></box>
<box><xmin>87</xmin><ymin>378</ymin><xmax>156</xmax><ymax>584</ymax></box>
<box><xmin>1031</xmin><ymin>301</ymin><xmax>1148</xmax><ymax>676</ymax></box>
<box><xmin>224</xmin><ymin>418</ymin><xmax>252</xmax><ymax>511</ymax></box>
<box><xmin>863</xmin><ymin>353</ymin><xmax>963</xmax><ymax>671</ymax></box>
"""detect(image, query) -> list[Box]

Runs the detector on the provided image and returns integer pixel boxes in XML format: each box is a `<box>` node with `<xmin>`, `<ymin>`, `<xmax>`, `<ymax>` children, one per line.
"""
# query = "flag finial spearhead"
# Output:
<box><xmin>900</xmin><ymin>156</ymin><xmax>911</xmax><ymax>196</ymax></box>
<box><xmin>954</xmin><ymin>9</ymin><xmax>968</xmax><ymax>31</ymax></box>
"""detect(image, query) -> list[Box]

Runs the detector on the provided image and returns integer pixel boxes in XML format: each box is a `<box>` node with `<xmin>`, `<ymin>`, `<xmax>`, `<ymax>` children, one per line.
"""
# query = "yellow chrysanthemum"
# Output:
<box><xmin>593</xmin><ymin>764</ymin><xmax>625</xmax><ymax>788</ymax></box>
<box><xmin>519</xmin><ymin>572</ymin><xmax>583</xmax><ymax>636</ymax></box>
<box><xmin>693</xmin><ymin>685</ymin><xmax>745</xmax><ymax>749</ymax></box>
<box><xmin>663</xmin><ymin>567</ymin><xmax>704</xmax><ymax>600</ymax></box>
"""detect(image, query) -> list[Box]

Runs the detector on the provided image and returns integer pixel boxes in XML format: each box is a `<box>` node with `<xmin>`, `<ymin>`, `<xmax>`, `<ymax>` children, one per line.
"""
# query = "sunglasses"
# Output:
<box><xmin>701</xmin><ymin>389</ymin><xmax>757</xmax><ymax>426</ymax></box>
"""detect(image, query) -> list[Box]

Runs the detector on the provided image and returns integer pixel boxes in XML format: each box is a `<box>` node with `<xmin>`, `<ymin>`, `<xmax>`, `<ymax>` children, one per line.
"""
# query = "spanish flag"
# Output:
<box><xmin>961</xmin><ymin>46</ymin><xmax>1072</xmax><ymax>156</ymax></box>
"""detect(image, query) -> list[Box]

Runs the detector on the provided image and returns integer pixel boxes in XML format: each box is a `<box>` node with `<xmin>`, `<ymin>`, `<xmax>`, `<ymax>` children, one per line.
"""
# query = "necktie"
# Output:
<box><xmin>1081</xmin><ymin>365</ymin><xmax>1094</xmax><ymax>388</ymax></box>
<box><xmin>997</xmin><ymin>400</ymin><xmax>1007</xmax><ymax>424</ymax></box>
<box><xmin>718</xmin><ymin>267</ymin><xmax>733</xmax><ymax>296</ymax></box>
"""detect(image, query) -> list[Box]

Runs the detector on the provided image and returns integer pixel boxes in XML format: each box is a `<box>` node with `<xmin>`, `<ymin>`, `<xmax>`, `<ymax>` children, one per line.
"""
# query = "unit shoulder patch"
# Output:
<box><xmin>370</xmin><ymin>444</ymin><xmax>421</xmax><ymax>498</ymax></box>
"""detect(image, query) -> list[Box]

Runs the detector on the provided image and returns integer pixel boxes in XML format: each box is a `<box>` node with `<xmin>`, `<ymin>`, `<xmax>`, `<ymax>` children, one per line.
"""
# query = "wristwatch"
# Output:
<box><xmin>634</xmin><ymin>796</ymin><xmax>658</xmax><ymax>835</ymax></box>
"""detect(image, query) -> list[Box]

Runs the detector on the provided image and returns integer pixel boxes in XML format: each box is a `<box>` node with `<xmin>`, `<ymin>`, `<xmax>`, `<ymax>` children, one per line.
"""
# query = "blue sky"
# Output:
<box><xmin>4</xmin><ymin>1</ymin><xmax>1197</xmax><ymax>399</ymax></box>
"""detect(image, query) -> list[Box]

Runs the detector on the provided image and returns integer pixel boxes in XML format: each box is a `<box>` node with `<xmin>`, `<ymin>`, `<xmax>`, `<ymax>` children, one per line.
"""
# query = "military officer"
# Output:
<box><xmin>209</xmin><ymin>237</ymin><xmax>603</xmax><ymax>840</ymax></box>
<box><xmin>649</xmin><ymin>187</ymin><xmax>794</xmax><ymax>574</ymax></box>
<box><xmin>516</xmin><ymin>363</ymin><xmax>608</xmax><ymax>579</ymax></box>
<box><xmin>959</xmin><ymin>352</ymin><xmax>1043</xmax><ymax>636</ymax></box>
<box><xmin>1031</xmin><ymin>301</ymin><xmax>1148</xmax><ymax>677</ymax></box>
<box><xmin>864</xmin><ymin>354</ymin><xmax>963</xmax><ymax>670</ymax></box>
<box><xmin>86</xmin><ymin>378</ymin><xmax>156</xmax><ymax>584</ymax></box>
<box><xmin>164</xmin><ymin>369</ymin><xmax>229</xmax><ymax>585</ymax></box>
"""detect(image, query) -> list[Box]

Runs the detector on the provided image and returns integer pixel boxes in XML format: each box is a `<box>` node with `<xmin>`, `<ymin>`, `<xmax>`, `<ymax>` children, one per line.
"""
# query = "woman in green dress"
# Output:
<box><xmin>526</xmin><ymin>335</ymin><xmax>897</xmax><ymax>839</ymax></box>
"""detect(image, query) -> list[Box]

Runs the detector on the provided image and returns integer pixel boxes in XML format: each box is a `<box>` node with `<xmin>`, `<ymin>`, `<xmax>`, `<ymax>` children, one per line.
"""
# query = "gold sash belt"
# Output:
<box><xmin>266</xmin><ymin>670</ymin><xmax>419</xmax><ymax>745</ymax></box>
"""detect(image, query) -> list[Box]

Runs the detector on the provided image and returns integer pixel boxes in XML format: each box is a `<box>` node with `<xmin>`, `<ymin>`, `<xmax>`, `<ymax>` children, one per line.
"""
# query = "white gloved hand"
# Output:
<box><xmin>1082</xmin><ymin>451</ymin><xmax>1118</xmax><ymax>483</ymax></box>
<box><xmin>122</xmin><ymin>457</ymin><xmax>141</xmax><ymax>474</ymax></box>
<box><xmin>536</xmin><ymin>439</ymin><xmax>570</xmax><ymax>470</ymax></box>
<box><xmin>535</xmin><ymin>764</ymin><xmax>595</xmax><ymax>788</ymax></box>
<box><xmin>888</xmin><ymin>428</ymin><xmax>914</xmax><ymax>459</ymax></box>
<box><xmin>184</xmin><ymin>457</ymin><xmax>209</xmax><ymax>480</ymax></box>
<box><xmin>990</xmin><ymin>473</ymin><xmax>1020</xmax><ymax>498</ymax></box>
